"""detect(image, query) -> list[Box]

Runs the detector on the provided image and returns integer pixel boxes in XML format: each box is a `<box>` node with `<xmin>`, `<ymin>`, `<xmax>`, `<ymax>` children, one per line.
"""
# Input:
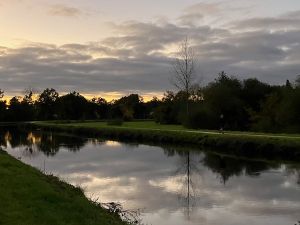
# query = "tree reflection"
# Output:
<box><xmin>163</xmin><ymin>145</ymin><xmax>285</xmax><ymax>221</ymax></box>
<box><xmin>0</xmin><ymin>127</ymin><xmax>89</xmax><ymax>156</ymax></box>
<box><xmin>286</xmin><ymin>164</ymin><xmax>300</xmax><ymax>185</ymax></box>
<box><xmin>164</xmin><ymin>147</ymin><xmax>203</xmax><ymax>220</ymax></box>
<box><xmin>0</xmin><ymin>129</ymin><xmax>9</xmax><ymax>147</ymax></box>
<box><xmin>202</xmin><ymin>153</ymin><xmax>280</xmax><ymax>184</ymax></box>
<box><xmin>177</xmin><ymin>151</ymin><xmax>198</xmax><ymax>219</ymax></box>
<box><xmin>35</xmin><ymin>133</ymin><xmax>88</xmax><ymax>156</ymax></box>
<box><xmin>5</xmin><ymin>128</ymin><xmax>31</xmax><ymax>148</ymax></box>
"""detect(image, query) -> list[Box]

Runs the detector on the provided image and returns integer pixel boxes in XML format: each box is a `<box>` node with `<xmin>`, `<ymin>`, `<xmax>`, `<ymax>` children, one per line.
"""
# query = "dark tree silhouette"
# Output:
<box><xmin>56</xmin><ymin>91</ymin><xmax>89</xmax><ymax>120</ymax></box>
<box><xmin>37</xmin><ymin>88</ymin><xmax>59</xmax><ymax>120</ymax></box>
<box><xmin>0</xmin><ymin>89</ymin><xmax>6</xmax><ymax>121</ymax></box>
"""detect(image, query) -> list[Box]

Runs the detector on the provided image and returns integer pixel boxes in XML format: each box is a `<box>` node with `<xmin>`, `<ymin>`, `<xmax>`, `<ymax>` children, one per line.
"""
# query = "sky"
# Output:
<box><xmin>1</xmin><ymin>0</ymin><xmax>300</xmax><ymax>100</ymax></box>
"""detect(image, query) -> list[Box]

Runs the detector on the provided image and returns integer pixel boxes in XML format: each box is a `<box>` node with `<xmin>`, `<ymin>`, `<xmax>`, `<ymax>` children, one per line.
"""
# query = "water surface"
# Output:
<box><xmin>1</xmin><ymin>128</ymin><xmax>300</xmax><ymax>225</ymax></box>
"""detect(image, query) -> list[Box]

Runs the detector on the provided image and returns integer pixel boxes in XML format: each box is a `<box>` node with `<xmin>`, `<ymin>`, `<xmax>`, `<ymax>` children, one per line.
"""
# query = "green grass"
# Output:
<box><xmin>72</xmin><ymin>121</ymin><xmax>186</xmax><ymax>131</ymax></box>
<box><xmin>27</xmin><ymin>121</ymin><xmax>300</xmax><ymax>162</ymax></box>
<box><xmin>0</xmin><ymin>150</ymin><xmax>127</xmax><ymax>225</ymax></box>
<box><xmin>49</xmin><ymin>121</ymin><xmax>300</xmax><ymax>140</ymax></box>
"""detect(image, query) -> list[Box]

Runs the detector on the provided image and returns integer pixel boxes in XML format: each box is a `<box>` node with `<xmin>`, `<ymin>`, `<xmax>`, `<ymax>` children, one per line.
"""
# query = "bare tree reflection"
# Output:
<box><xmin>171</xmin><ymin>149</ymin><xmax>203</xmax><ymax>220</ymax></box>
<box><xmin>162</xmin><ymin>145</ymin><xmax>285</xmax><ymax>222</ymax></box>
<box><xmin>286</xmin><ymin>164</ymin><xmax>300</xmax><ymax>185</ymax></box>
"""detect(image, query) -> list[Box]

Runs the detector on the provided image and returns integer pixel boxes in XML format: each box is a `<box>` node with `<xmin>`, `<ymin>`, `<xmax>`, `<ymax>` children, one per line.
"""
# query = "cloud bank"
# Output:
<box><xmin>1</xmin><ymin>4</ymin><xmax>300</xmax><ymax>98</ymax></box>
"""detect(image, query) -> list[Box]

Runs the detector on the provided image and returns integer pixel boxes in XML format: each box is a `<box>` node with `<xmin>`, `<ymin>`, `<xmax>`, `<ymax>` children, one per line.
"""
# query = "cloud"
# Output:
<box><xmin>48</xmin><ymin>4</ymin><xmax>83</xmax><ymax>17</ymax></box>
<box><xmin>8</xmin><ymin>139</ymin><xmax>300</xmax><ymax>224</ymax></box>
<box><xmin>178</xmin><ymin>2</ymin><xmax>221</xmax><ymax>26</ymax></box>
<box><xmin>1</xmin><ymin>8</ymin><xmax>300</xmax><ymax>97</ymax></box>
<box><xmin>0</xmin><ymin>0</ymin><xmax>24</xmax><ymax>9</ymax></box>
<box><xmin>0</xmin><ymin>42</ymin><xmax>173</xmax><ymax>96</ymax></box>
<box><xmin>232</xmin><ymin>10</ymin><xmax>300</xmax><ymax>30</ymax></box>
<box><xmin>103</xmin><ymin>21</ymin><xmax>228</xmax><ymax>56</ymax></box>
<box><xmin>178</xmin><ymin>2</ymin><xmax>253</xmax><ymax>27</ymax></box>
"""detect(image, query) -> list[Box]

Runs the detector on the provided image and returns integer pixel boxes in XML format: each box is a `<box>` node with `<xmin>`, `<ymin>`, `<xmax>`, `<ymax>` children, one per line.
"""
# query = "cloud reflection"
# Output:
<box><xmin>2</xmin><ymin>127</ymin><xmax>300</xmax><ymax>225</ymax></box>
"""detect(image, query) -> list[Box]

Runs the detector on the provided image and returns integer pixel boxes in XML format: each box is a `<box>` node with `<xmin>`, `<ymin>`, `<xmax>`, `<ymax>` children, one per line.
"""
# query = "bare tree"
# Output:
<box><xmin>172</xmin><ymin>37</ymin><xmax>197</xmax><ymax>117</ymax></box>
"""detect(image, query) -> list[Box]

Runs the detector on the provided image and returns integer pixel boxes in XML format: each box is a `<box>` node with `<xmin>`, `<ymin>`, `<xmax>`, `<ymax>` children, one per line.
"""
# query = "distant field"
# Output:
<box><xmin>0</xmin><ymin>150</ymin><xmax>127</xmax><ymax>225</ymax></box>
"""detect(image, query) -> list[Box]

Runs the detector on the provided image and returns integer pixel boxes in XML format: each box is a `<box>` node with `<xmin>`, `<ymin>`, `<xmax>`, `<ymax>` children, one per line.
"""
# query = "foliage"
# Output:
<box><xmin>113</xmin><ymin>94</ymin><xmax>145</xmax><ymax>120</ymax></box>
<box><xmin>91</xmin><ymin>97</ymin><xmax>109</xmax><ymax>119</ymax></box>
<box><xmin>56</xmin><ymin>92</ymin><xmax>89</xmax><ymax>120</ymax></box>
<box><xmin>0</xmin><ymin>89</ymin><xmax>6</xmax><ymax>121</ymax></box>
<box><xmin>1</xmin><ymin>73</ymin><xmax>300</xmax><ymax>134</ymax></box>
<box><xmin>155</xmin><ymin>73</ymin><xmax>300</xmax><ymax>133</ymax></box>
<box><xmin>36</xmin><ymin>88</ymin><xmax>59</xmax><ymax>120</ymax></box>
<box><xmin>101</xmin><ymin>202</ymin><xmax>142</xmax><ymax>225</ymax></box>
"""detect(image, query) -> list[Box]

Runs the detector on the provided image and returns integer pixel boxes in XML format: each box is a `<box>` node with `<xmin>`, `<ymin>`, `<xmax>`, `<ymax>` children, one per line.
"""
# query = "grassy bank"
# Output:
<box><xmin>0</xmin><ymin>150</ymin><xmax>127</xmax><ymax>225</ymax></box>
<box><xmin>28</xmin><ymin>121</ymin><xmax>300</xmax><ymax>161</ymax></box>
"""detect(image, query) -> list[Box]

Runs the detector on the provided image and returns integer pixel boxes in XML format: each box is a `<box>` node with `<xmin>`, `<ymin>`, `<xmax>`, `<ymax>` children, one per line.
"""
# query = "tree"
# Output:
<box><xmin>203</xmin><ymin>72</ymin><xmax>247</xmax><ymax>130</ymax></box>
<box><xmin>144</xmin><ymin>96</ymin><xmax>161</xmax><ymax>119</ymax></box>
<box><xmin>242</xmin><ymin>78</ymin><xmax>271</xmax><ymax>112</ymax></box>
<box><xmin>6</xmin><ymin>90</ymin><xmax>36</xmax><ymax>121</ymax></box>
<box><xmin>153</xmin><ymin>91</ymin><xmax>180</xmax><ymax>124</ymax></box>
<box><xmin>37</xmin><ymin>88</ymin><xmax>59</xmax><ymax>120</ymax></box>
<box><xmin>250</xmin><ymin>92</ymin><xmax>282</xmax><ymax>132</ymax></box>
<box><xmin>113</xmin><ymin>94</ymin><xmax>145</xmax><ymax>120</ymax></box>
<box><xmin>56</xmin><ymin>92</ymin><xmax>89</xmax><ymax>120</ymax></box>
<box><xmin>8</xmin><ymin>96</ymin><xmax>22</xmax><ymax>121</ymax></box>
<box><xmin>22</xmin><ymin>89</ymin><xmax>36</xmax><ymax>121</ymax></box>
<box><xmin>296</xmin><ymin>75</ymin><xmax>300</xmax><ymax>86</ymax></box>
<box><xmin>0</xmin><ymin>89</ymin><xmax>6</xmax><ymax>121</ymax></box>
<box><xmin>90</xmin><ymin>97</ymin><xmax>109</xmax><ymax>119</ymax></box>
<box><xmin>172</xmin><ymin>38</ymin><xmax>197</xmax><ymax>117</ymax></box>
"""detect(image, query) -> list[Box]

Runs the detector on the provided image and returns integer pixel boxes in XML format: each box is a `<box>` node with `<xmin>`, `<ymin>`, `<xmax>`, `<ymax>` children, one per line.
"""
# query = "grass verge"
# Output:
<box><xmin>27</xmin><ymin>121</ymin><xmax>300</xmax><ymax>162</ymax></box>
<box><xmin>0</xmin><ymin>149</ymin><xmax>127</xmax><ymax>225</ymax></box>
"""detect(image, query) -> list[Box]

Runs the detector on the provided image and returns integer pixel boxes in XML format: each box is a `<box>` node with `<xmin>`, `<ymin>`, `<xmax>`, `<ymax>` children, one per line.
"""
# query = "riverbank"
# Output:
<box><xmin>0</xmin><ymin>149</ymin><xmax>127</xmax><ymax>225</ymax></box>
<box><xmin>28</xmin><ymin>121</ymin><xmax>300</xmax><ymax>161</ymax></box>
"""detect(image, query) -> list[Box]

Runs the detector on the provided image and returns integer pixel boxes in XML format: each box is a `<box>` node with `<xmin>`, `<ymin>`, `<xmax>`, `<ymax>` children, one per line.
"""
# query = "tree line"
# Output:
<box><xmin>158</xmin><ymin>72</ymin><xmax>300</xmax><ymax>133</ymax></box>
<box><xmin>0</xmin><ymin>72</ymin><xmax>300</xmax><ymax>133</ymax></box>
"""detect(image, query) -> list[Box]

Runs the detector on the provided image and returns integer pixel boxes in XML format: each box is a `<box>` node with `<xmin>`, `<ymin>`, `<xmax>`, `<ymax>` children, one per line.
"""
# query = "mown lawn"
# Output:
<box><xmin>71</xmin><ymin>121</ymin><xmax>186</xmax><ymax>131</ymax></box>
<box><xmin>0</xmin><ymin>150</ymin><xmax>127</xmax><ymax>225</ymax></box>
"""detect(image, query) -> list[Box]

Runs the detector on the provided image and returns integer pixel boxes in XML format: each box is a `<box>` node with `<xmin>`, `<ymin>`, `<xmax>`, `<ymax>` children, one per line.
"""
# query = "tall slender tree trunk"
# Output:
<box><xmin>186</xmin><ymin>94</ymin><xmax>189</xmax><ymax>118</ymax></box>
<box><xmin>187</xmin><ymin>152</ymin><xmax>191</xmax><ymax>220</ymax></box>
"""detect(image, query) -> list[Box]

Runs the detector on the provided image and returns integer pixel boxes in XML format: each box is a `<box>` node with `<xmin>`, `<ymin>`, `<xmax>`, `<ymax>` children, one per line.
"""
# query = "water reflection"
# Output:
<box><xmin>1</xmin><ymin>129</ymin><xmax>88</xmax><ymax>156</ymax></box>
<box><xmin>202</xmin><ymin>154</ymin><xmax>280</xmax><ymax>184</ymax></box>
<box><xmin>1</xmin><ymin>127</ymin><xmax>300</xmax><ymax>225</ymax></box>
<box><xmin>176</xmin><ymin>151</ymin><xmax>201</xmax><ymax>220</ymax></box>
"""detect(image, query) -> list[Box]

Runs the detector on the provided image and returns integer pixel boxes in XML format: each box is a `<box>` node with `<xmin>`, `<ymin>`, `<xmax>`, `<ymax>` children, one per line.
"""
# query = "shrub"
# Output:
<box><xmin>183</xmin><ymin>107</ymin><xmax>218</xmax><ymax>129</ymax></box>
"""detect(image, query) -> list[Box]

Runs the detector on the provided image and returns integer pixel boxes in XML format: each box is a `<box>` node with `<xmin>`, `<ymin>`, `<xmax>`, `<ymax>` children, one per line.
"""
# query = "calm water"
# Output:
<box><xmin>1</xmin><ymin>127</ymin><xmax>300</xmax><ymax>225</ymax></box>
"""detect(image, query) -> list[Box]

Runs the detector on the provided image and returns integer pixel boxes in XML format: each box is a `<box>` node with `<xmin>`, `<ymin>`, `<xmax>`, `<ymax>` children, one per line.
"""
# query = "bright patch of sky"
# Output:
<box><xmin>1</xmin><ymin>0</ymin><xmax>300</xmax><ymax>46</ymax></box>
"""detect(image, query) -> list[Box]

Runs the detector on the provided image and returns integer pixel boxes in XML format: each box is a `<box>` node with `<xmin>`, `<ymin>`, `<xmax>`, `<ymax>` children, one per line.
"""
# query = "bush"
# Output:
<box><xmin>183</xmin><ymin>107</ymin><xmax>218</xmax><ymax>129</ymax></box>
